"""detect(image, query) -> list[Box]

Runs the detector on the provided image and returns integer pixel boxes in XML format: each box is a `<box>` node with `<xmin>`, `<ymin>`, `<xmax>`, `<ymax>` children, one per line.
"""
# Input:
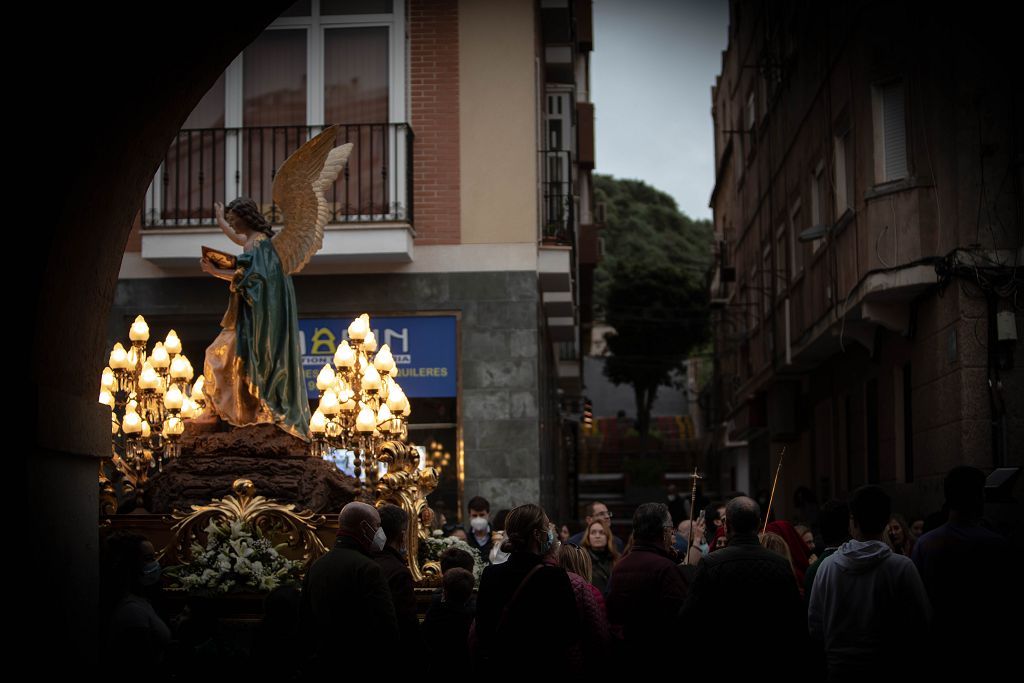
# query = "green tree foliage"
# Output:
<box><xmin>594</xmin><ymin>175</ymin><xmax>713</xmax><ymax>439</ymax></box>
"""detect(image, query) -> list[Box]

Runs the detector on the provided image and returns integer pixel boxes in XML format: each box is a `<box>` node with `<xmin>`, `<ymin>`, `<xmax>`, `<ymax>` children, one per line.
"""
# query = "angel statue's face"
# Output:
<box><xmin>227</xmin><ymin>210</ymin><xmax>255</xmax><ymax>238</ymax></box>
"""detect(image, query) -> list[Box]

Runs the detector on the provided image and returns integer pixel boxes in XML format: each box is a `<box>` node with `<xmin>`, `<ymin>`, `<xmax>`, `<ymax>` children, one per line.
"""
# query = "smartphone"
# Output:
<box><xmin>698</xmin><ymin>509</ymin><xmax>706</xmax><ymax>522</ymax></box>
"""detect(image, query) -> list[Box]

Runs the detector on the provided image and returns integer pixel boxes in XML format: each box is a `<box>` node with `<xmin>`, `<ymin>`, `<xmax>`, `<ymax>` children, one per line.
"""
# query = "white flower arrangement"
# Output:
<box><xmin>166</xmin><ymin>518</ymin><xmax>301</xmax><ymax>594</ymax></box>
<box><xmin>421</xmin><ymin>535</ymin><xmax>486</xmax><ymax>583</ymax></box>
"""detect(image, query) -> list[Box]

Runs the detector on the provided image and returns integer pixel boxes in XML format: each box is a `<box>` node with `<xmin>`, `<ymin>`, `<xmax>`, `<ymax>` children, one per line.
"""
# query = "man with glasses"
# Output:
<box><xmin>605</xmin><ymin>502</ymin><xmax>689</xmax><ymax>660</ymax></box>
<box><xmin>567</xmin><ymin>500</ymin><xmax>626</xmax><ymax>552</ymax></box>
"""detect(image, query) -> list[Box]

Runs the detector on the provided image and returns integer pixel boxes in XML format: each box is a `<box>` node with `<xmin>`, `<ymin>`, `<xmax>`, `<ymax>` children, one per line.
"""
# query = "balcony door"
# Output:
<box><xmin>150</xmin><ymin>0</ymin><xmax>406</xmax><ymax>225</ymax></box>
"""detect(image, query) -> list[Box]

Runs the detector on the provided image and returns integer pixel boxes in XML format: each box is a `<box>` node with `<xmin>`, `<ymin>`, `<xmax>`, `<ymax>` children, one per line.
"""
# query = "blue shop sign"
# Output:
<box><xmin>299</xmin><ymin>316</ymin><xmax>457</xmax><ymax>398</ymax></box>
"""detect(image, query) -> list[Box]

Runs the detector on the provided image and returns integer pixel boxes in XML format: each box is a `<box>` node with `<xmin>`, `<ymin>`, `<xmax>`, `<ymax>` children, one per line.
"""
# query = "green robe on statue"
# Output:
<box><xmin>204</xmin><ymin>234</ymin><xmax>311</xmax><ymax>440</ymax></box>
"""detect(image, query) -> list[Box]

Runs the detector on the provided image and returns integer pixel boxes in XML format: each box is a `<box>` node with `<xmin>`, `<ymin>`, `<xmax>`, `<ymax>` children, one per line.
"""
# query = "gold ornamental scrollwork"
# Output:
<box><xmin>161</xmin><ymin>478</ymin><xmax>328</xmax><ymax>566</ymax></box>
<box><xmin>375</xmin><ymin>440</ymin><xmax>441</xmax><ymax>583</ymax></box>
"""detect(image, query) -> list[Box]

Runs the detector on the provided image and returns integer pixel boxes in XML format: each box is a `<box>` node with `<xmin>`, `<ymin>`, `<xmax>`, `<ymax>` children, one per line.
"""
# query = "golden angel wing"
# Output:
<box><xmin>271</xmin><ymin>125</ymin><xmax>353</xmax><ymax>275</ymax></box>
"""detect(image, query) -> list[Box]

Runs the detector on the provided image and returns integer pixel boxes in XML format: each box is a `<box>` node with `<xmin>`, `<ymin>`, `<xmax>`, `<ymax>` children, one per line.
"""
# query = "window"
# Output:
<box><xmin>762</xmin><ymin>245</ymin><xmax>772</xmax><ymax>317</ymax></box>
<box><xmin>810</xmin><ymin>160</ymin><xmax>827</xmax><ymax>252</ymax></box>
<box><xmin>151</xmin><ymin>1</ymin><xmax>407</xmax><ymax>224</ymax></box>
<box><xmin>789</xmin><ymin>199</ymin><xmax>803</xmax><ymax>276</ymax></box>
<box><xmin>745</xmin><ymin>90</ymin><xmax>756</xmax><ymax>163</ymax></box>
<box><xmin>736</xmin><ymin>112</ymin><xmax>746</xmax><ymax>181</ymax></box>
<box><xmin>775</xmin><ymin>223</ymin><xmax>787</xmax><ymax>298</ymax></box>
<box><xmin>873</xmin><ymin>80</ymin><xmax>908</xmax><ymax>183</ymax></box>
<box><xmin>834</xmin><ymin>125</ymin><xmax>854</xmax><ymax>217</ymax></box>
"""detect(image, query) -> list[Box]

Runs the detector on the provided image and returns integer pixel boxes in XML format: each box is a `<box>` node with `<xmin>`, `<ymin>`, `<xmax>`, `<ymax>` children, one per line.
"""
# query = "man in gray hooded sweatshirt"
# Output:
<box><xmin>808</xmin><ymin>485</ymin><xmax>930</xmax><ymax>680</ymax></box>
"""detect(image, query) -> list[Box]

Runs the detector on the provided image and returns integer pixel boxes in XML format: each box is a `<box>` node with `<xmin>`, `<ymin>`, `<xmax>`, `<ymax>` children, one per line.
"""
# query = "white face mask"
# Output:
<box><xmin>372</xmin><ymin>526</ymin><xmax>387</xmax><ymax>552</ymax></box>
<box><xmin>470</xmin><ymin>517</ymin><xmax>489</xmax><ymax>533</ymax></box>
<box><xmin>361</xmin><ymin>520</ymin><xmax>387</xmax><ymax>552</ymax></box>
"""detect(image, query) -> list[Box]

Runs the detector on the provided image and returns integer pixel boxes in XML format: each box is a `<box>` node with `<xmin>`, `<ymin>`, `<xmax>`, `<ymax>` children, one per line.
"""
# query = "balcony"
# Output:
<box><xmin>539</xmin><ymin>149</ymin><xmax>575</xmax><ymax>246</ymax></box>
<box><xmin>138</xmin><ymin>124</ymin><xmax>415</xmax><ymax>267</ymax></box>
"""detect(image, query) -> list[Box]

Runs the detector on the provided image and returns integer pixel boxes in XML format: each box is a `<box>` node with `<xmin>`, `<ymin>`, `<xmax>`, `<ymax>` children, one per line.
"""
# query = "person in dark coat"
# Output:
<box><xmin>473</xmin><ymin>503</ymin><xmax>578</xmax><ymax>675</ymax></box>
<box><xmin>605</xmin><ymin>502</ymin><xmax>689</xmax><ymax>661</ymax></box>
<box><xmin>911</xmin><ymin>466</ymin><xmax>1013</xmax><ymax>677</ymax></box>
<box><xmin>300</xmin><ymin>502</ymin><xmax>398</xmax><ymax>676</ymax></box>
<box><xmin>373</xmin><ymin>504</ymin><xmax>419</xmax><ymax>660</ymax></box>
<box><xmin>421</xmin><ymin>567</ymin><xmax>475</xmax><ymax>671</ymax></box>
<box><xmin>679</xmin><ymin>496</ymin><xmax>809</xmax><ymax>676</ymax></box>
<box><xmin>428</xmin><ymin>547</ymin><xmax>478</xmax><ymax>612</ymax></box>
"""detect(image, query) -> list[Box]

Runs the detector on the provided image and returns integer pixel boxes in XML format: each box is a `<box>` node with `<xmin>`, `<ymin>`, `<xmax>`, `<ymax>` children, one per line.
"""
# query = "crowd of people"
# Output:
<box><xmin>102</xmin><ymin>465</ymin><xmax>1016</xmax><ymax>679</ymax></box>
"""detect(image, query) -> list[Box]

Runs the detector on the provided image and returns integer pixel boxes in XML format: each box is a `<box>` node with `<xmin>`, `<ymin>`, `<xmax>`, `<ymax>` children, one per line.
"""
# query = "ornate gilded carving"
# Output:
<box><xmin>375</xmin><ymin>440</ymin><xmax>441</xmax><ymax>582</ymax></box>
<box><xmin>162</xmin><ymin>478</ymin><xmax>327</xmax><ymax>567</ymax></box>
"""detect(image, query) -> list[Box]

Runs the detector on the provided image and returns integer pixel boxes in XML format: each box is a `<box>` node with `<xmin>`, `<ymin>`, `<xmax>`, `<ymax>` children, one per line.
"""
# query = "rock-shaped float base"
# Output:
<box><xmin>145</xmin><ymin>421</ymin><xmax>358</xmax><ymax>514</ymax></box>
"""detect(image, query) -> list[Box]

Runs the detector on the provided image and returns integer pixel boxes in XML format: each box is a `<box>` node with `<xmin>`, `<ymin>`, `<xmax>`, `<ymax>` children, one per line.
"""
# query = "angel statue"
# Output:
<box><xmin>199</xmin><ymin>126</ymin><xmax>352</xmax><ymax>441</ymax></box>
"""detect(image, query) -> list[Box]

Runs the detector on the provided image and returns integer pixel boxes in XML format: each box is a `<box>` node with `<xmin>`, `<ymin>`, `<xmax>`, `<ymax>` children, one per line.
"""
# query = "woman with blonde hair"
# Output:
<box><xmin>559</xmin><ymin>543</ymin><xmax>610</xmax><ymax>674</ymax></box>
<box><xmin>759</xmin><ymin>531</ymin><xmax>802</xmax><ymax>596</ymax></box>
<box><xmin>580</xmin><ymin>519</ymin><xmax>620</xmax><ymax>594</ymax></box>
<box><xmin>886</xmin><ymin>513</ymin><xmax>916</xmax><ymax>556</ymax></box>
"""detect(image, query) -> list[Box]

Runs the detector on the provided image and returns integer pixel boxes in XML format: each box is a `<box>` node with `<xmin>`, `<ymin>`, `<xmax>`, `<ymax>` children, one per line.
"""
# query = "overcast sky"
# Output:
<box><xmin>591</xmin><ymin>0</ymin><xmax>729</xmax><ymax>221</ymax></box>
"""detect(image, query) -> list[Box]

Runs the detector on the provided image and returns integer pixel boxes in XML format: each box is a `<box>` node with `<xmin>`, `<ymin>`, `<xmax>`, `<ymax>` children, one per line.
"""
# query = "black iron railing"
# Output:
<box><xmin>540</xmin><ymin>149</ymin><xmax>575</xmax><ymax>245</ymax></box>
<box><xmin>143</xmin><ymin>123</ymin><xmax>413</xmax><ymax>227</ymax></box>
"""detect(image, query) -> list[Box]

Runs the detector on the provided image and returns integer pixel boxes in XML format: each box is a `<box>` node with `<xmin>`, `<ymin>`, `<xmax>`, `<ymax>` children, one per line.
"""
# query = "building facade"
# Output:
<box><xmin>110</xmin><ymin>0</ymin><xmax>598</xmax><ymax>522</ymax></box>
<box><xmin>707</xmin><ymin>0</ymin><xmax>1022</xmax><ymax>519</ymax></box>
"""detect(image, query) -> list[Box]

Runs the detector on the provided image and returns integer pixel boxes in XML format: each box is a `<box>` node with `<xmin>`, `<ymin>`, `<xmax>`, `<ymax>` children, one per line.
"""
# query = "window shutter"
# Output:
<box><xmin>883</xmin><ymin>82</ymin><xmax>907</xmax><ymax>180</ymax></box>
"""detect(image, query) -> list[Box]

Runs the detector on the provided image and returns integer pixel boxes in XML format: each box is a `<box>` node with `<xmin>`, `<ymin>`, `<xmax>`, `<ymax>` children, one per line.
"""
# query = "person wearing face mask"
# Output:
<box><xmin>473</xmin><ymin>503</ymin><xmax>579</xmax><ymax>675</ymax></box>
<box><xmin>101</xmin><ymin>531</ymin><xmax>172</xmax><ymax>669</ymax></box>
<box><xmin>299</xmin><ymin>501</ymin><xmax>398</xmax><ymax>675</ymax></box>
<box><xmin>372</xmin><ymin>504</ymin><xmax>419</xmax><ymax>664</ymax></box>
<box><xmin>466</xmin><ymin>495</ymin><xmax>493</xmax><ymax>561</ymax></box>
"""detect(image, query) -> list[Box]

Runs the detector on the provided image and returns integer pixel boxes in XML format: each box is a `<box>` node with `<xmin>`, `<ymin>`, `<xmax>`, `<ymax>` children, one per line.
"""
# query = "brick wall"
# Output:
<box><xmin>409</xmin><ymin>0</ymin><xmax>460</xmax><ymax>245</ymax></box>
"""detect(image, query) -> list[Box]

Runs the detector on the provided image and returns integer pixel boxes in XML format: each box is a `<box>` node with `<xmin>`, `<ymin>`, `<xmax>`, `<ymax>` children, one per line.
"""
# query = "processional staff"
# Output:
<box><xmin>683</xmin><ymin>466</ymin><xmax>702</xmax><ymax>566</ymax></box>
<box><xmin>762</xmin><ymin>446</ymin><xmax>786</xmax><ymax>534</ymax></box>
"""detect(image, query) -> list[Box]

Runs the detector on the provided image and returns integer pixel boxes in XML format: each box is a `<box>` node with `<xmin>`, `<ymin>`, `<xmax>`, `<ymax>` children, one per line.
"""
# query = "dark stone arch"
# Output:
<box><xmin>28</xmin><ymin>2</ymin><xmax>292</xmax><ymax>666</ymax></box>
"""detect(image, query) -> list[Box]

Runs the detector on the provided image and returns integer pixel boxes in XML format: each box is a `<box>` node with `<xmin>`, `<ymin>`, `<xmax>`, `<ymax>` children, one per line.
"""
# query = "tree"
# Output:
<box><xmin>594</xmin><ymin>175</ymin><xmax>712</xmax><ymax>440</ymax></box>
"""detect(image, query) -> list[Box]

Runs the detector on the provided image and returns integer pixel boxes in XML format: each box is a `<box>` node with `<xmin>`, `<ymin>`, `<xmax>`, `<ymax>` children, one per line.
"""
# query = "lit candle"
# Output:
<box><xmin>164</xmin><ymin>385</ymin><xmax>183</xmax><ymax>410</ymax></box>
<box><xmin>170</xmin><ymin>355</ymin><xmax>188</xmax><ymax>380</ymax></box>
<box><xmin>139</xmin><ymin>361</ymin><xmax>158</xmax><ymax>390</ymax></box>
<box><xmin>191</xmin><ymin>375</ymin><xmax>206</xmax><ymax>401</ymax></box>
<box><xmin>150</xmin><ymin>342</ymin><xmax>170</xmax><ymax>369</ymax></box>
<box><xmin>387</xmin><ymin>386</ymin><xmax>406</xmax><ymax>413</ymax></box>
<box><xmin>317</xmin><ymin>364</ymin><xmax>336</xmax><ymax>391</ymax></box>
<box><xmin>320</xmin><ymin>389</ymin><xmax>340</xmax><ymax>416</ymax></box>
<box><xmin>310</xmin><ymin>410</ymin><xmax>327</xmax><ymax>434</ymax></box>
<box><xmin>129</xmin><ymin>315</ymin><xmax>150</xmax><ymax>342</ymax></box>
<box><xmin>348</xmin><ymin>315</ymin><xmax>369</xmax><ymax>341</ymax></box>
<box><xmin>377</xmin><ymin>404</ymin><xmax>393</xmax><ymax>432</ymax></box>
<box><xmin>374</xmin><ymin>344</ymin><xmax>395</xmax><ymax>374</ymax></box>
<box><xmin>361</xmin><ymin>365</ymin><xmax>381</xmax><ymax>392</ymax></box>
<box><xmin>163</xmin><ymin>417</ymin><xmax>184</xmax><ymax>437</ymax></box>
<box><xmin>164</xmin><ymin>329</ymin><xmax>182</xmax><ymax>355</ymax></box>
<box><xmin>356</xmin><ymin>404</ymin><xmax>376</xmax><ymax>433</ymax></box>
<box><xmin>109</xmin><ymin>343</ymin><xmax>128</xmax><ymax>369</ymax></box>
<box><xmin>335</xmin><ymin>340</ymin><xmax>356</xmax><ymax>368</ymax></box>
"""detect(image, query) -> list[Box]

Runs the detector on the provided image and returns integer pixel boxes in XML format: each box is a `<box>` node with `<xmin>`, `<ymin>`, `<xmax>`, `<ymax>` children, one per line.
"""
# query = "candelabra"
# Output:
<box><xmin>98</xmin><ymin>315</ymin><xmax>206</xmax><ymax>513</ymax></box>
<box><xmin>309</xmin><ymin>313</ymin><xmax>412</xmax><ymax>499</ymax></box>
